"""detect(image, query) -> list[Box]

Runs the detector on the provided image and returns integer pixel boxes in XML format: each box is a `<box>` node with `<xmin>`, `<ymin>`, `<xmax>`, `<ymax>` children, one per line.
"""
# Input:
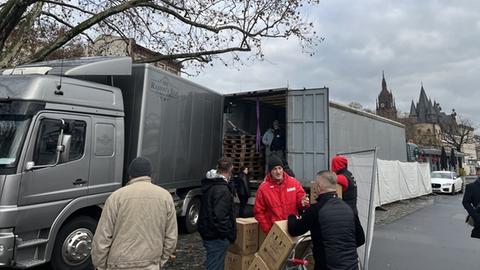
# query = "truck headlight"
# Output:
<box><xmin>0</xmin><ymin>244</ymin><xmax>4</xmax><ymax>255</ymax></box>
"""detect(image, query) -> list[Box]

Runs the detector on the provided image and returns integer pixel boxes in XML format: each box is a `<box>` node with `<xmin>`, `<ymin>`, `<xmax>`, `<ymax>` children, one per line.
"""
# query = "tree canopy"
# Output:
<box><xmin>0</xmin><ymin>0</ymin><xmax>321</xmax><ymax>69</ymax></box>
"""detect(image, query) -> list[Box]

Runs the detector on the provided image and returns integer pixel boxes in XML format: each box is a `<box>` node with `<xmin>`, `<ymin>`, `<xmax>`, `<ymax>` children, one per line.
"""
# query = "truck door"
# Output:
<box><xmin>287</xmin><ymin>88</ymin><xmax>329</xmax><ymax>185</ymax></box>
<box><xmin>19</xmin><ymin>113</ymin><xmax>91</xmax><ymax>205</ymax></box>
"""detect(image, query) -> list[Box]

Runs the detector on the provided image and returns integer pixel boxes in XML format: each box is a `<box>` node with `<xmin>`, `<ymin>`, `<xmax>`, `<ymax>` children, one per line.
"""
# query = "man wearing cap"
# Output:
<box><xmin>92</xmin><ymin>157</ymin><xmax>178</xmax><ymax>270</ymax></box>
<box><xmin>254</xmin><ymin>155</ymin><xmax>309</xmax><ymax>233</ymax></box>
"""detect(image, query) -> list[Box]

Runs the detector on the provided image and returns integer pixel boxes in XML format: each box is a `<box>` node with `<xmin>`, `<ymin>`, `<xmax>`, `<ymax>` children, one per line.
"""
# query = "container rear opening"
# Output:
<box><xmin>223</xmin><ymin>90</ymin><xmax>287</xmax><ymax>184</ymax></box>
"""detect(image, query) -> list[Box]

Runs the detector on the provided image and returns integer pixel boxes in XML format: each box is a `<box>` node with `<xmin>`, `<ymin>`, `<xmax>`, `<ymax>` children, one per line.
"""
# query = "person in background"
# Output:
<box><xmin>92</xmin><ymin>157</ymin><xmax>178</xmax><ymax>270</ymax></box>
<box><xmin>234</xmin><ymin>166</ymin><xmax>251</xmax><ymax>218</ymax></box>
<box><xmin>262</xmin><ymin>125</ymin><xmax>274</xmax><ymax>172</ymax></box>
<box><xmin>270</xmin><ymin>120</ymin><xmax>286</xmax><ymax>160</ymax></box>
<box><xmin>198</xmin><ymin>158</ymin><xmax>236</xmax><ymax>270</ymax></box>
<box><xmin>332</xmin><ymin>155</ymin><xmax>358</xmax><ymax>214</ymax></box>
<box><xmin>288</xmin><ymin>170</ymin><xmax>364</xmax><ymax>270</ymax></box>
<box><xmin>463</xmin><ymin>167</ymin><xmax>480</xmax><ymax>239</ymax></box>
<box><xmin>254</xmin><ymin>155</ymin><xmax>309</xmax><ymax>233</ymax></box>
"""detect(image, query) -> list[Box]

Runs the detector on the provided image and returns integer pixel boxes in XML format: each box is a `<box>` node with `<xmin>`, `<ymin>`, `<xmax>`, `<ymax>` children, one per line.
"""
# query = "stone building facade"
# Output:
<box><xmin>88</xmin><ymin>35</ymin><xmax>182</xmax><ymax>75</ymax></box>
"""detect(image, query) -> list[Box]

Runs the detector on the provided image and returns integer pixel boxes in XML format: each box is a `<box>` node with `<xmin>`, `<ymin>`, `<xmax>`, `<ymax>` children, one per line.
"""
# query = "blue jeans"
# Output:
<box><xmin>203</xmin><ymin>239</ymin><xmax>230</xmax><ymax>270</ymax></box>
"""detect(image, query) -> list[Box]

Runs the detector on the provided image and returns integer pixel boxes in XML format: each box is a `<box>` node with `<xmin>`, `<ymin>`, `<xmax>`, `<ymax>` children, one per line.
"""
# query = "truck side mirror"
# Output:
<box><xmin>59</xmin><ymin>134</ymin><xmax>71</xmax><ymax>163</ymax></box>
<box><xmin>25</xmin><ymin>161</ymin><xmax>35</xmax><ymax>171</ymax></box>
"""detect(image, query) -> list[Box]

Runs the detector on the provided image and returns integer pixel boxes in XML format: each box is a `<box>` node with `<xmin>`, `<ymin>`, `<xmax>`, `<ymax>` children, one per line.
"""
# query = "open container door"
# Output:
<box><xmin>287</xmin><ymin>88</ymin><xmax>329</xmax><ymax>186</ymax></box>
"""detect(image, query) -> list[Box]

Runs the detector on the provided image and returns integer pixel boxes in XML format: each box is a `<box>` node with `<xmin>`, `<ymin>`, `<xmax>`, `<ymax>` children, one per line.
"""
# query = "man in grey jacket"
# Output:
<box><xmin>92</xmin><ymin>157</ymin><xmax>178</xmax><ymax>270</ymax></box>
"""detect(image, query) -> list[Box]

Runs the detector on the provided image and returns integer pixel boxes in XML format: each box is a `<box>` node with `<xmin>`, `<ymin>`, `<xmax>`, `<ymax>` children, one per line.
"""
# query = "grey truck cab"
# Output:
<box><xmin>0</xmin><ymin>57</ymin><xmax>329</xmax><ymax>269</ymax></box>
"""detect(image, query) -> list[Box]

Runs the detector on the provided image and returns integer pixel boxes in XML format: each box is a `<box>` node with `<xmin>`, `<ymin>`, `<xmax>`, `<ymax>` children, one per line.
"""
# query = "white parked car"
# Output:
<box><xmin>431</xmin><ymin>171</ymin><xmax>463</xmax><ymax>194</ymax></box>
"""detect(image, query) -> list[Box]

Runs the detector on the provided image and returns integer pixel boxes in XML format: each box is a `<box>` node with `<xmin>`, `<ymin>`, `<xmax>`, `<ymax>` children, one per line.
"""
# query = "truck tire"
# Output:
<box><xmin>50</xmin><ymin>215</ymin><xmax>97</xmax><ymax>270</ymax></box>
<box><xmin>180</xmin><ymin>198</ymin><xmax>201</xmax><ymax>234</ymax></box>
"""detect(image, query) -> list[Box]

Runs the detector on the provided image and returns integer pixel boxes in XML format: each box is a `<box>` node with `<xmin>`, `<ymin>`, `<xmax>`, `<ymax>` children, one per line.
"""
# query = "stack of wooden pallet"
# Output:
<box><xmin>223</xmin><ymin>134</ymin><xmax>264</xmax><ymax>179</ymax></box>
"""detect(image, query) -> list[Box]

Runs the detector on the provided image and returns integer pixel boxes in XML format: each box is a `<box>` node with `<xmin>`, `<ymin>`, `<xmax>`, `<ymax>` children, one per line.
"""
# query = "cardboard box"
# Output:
<box><xmin>258</xmin><ymin>230</ymin><xmax>267</xmax><ymax>247</ymax></box>
<box><xmin>229</xmin><ymin>217</ymin><xmax>259</xmax><ymax>255</ymax></box>
<box><xmin>257</xmin><ymin>220</ymin><xmax>311</xmax><ymax>270</ymax></box>
<box><xmin>225</xmin><ymin>252</ymin><xmax>255</xmax><ymax>270</ymax></box>
<box><xmin>248</xmin><ymin>254</ymin><xmax>270</xmax><ymax>270</ymax></box>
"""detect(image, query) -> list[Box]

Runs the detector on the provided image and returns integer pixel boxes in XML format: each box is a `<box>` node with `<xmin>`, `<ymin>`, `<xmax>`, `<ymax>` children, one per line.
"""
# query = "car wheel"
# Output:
<box><xmin>50</xmin><ymin>215</ymin><xmax>97</xmax><ymax>270</ymax></box>
<box><xmin>180</xmin><ymin>197</ymin><xmax>201</xmax><ymax>233</ymax></box>
<box><xmin>451</xmin><ymin>184</ymin><xmax>456</xmax><ymax>195</ymax></box>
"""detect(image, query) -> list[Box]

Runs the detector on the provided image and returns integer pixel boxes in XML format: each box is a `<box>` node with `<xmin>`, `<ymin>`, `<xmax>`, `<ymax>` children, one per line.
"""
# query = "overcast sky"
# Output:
<box><xmin>190</xmin><ymin>0</ymin><xmax>480</xmax><ymax>126</ymax></box>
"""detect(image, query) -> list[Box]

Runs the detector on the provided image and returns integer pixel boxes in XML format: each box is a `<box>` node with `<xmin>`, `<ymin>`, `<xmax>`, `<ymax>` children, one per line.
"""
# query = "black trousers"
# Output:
<box><xmin>238</xmin><ymin>196</ymin><xmax>249</xmax><ymax>218</ymax></box>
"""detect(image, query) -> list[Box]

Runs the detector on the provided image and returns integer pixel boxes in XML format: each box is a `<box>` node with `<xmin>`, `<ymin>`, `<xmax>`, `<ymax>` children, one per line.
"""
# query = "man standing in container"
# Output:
<box><xmin>254</xmin><ymin>155</ymin><xmax>309</xmax><ymax>233</ymax></box>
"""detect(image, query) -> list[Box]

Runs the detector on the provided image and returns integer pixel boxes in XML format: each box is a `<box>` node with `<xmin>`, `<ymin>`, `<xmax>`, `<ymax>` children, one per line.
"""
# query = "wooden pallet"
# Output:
<box><xmin>224</xmin><ymin>134</ymin><xmax>256</xmax><ymax>140</ymax></box>
<box><xmin>224</xmin><ymin>145</ymin><xmax>256</xmax><ymax>151</ymax></box>
<box><xmin>225</xmin><ymin>151</ymin><xmax>262</xmax><ymax>159</ymax></box>
<box><xmin>223</xmin><ymin>134</ymin><xmax>257</xmax><ymax>146</ymax></box>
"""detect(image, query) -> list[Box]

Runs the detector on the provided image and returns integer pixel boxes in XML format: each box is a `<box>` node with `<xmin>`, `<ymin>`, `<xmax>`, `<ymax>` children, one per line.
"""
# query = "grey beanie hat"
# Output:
<box><xmin>128</xmin><ymin>157</ymin><xmax>153</xmax><ymax>178</ymax></box>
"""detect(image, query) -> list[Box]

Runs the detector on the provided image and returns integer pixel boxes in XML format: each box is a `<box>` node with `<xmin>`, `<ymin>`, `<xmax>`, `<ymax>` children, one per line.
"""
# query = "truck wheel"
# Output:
<box><xmin>50</xmin><ymin>215</ymin><xmax>97</xmax><ymax>270</ymax></box>
<box><xmin>181</xmin><ymin>198</ymin><xmax>201</xmax><ymax>234</ymax></box>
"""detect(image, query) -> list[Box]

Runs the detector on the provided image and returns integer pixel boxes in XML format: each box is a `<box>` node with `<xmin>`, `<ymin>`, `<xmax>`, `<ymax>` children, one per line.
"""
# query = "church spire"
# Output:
<box><xmin>410</xmin><ymin>100</ymin><xmax>417</xmax><ymax>116</ymax></box>
<box><xmin>382</xmin><ymin>70</ymin><xmax>387</xmax><ymax>92</ymax></box>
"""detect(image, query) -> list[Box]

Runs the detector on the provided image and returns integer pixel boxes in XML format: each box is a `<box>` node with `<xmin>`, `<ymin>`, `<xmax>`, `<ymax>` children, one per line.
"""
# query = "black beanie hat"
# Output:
<box><xmin>128</xmin><ymin>157</ymin><xmax>153</xmax><ymax>178</ymax></box>
<box><xmin>268</xmin><ymin>155</ymin><xmax>283</xmax><ymax>172</ymax></box>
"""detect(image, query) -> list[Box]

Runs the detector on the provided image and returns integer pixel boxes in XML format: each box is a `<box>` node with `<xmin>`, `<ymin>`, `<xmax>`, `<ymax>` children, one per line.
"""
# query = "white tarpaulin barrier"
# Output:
<box><xmin>341</xmin><ymin>150</ymin><xmax>377</xmax><ymax>270</ymax></box>
<box><xmin>376</xmin><ymin>160</ymin><xmax>432</xmax><ymax>206</ymax></box>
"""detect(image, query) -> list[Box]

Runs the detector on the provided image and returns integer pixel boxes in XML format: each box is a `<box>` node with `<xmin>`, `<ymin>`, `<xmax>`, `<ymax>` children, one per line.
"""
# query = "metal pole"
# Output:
<box><xmin>364</xmin><ymin>147</ymin><xmax>377</xmax><ymax>270</ymax></box>
<box><xmin>337</xmin><ymin>148</ymin><xmax>378</xmax><ymax>156</ymax></box>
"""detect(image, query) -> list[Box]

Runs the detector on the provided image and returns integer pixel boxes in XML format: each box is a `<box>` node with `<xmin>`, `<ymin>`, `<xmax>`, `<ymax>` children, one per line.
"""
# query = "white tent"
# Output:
<box><xmin>376</xmin><ymin>160</ymin><xmax>432</xmax><ymax>206</ymax></box>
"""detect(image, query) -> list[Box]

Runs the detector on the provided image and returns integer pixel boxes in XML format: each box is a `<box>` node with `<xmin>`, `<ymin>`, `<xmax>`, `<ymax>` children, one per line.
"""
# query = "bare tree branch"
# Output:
<box><xmin>26</xmin><ymin>0</ymin><xmax>151</xmax><ymax>63</ymax></box>
<box><xmin>1</xmin><ymin>0</ymin><xmax>321</xmax><ymax>68</ymax></box>
<box><xmin>0</xmin><ymin>0</ymin><xmax>38</xmax><ymax>52</ymax></box>
<box><xmin>41</xmin><ymin>0</ymin><xmax>94</xmax><ymax>15</ymax></box>
<box><xmin>0</xmin><ymin>1</ymin><xmax>43</xmax><ymax>67</ymax></box>
<box><xmin>440</xmin><ymin>116</ymin><xmax>475</xmax><ymax>151</ymax></box>
<box><xmin>138</xmin><ymin>44</ymin><xmax>251</xmax><ymax>63</ymax></box>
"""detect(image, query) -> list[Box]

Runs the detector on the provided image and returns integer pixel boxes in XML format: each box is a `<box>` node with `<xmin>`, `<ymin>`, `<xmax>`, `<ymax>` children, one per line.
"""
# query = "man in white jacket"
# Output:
<box><xmin>92</xmin><ymin>157</ymin><xmax>177</xmax><ymax>270</ymax></box>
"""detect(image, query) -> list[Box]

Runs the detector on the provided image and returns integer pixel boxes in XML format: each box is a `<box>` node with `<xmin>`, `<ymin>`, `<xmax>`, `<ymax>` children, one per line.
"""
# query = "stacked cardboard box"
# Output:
<box><xmin>250</xmin><ymin>220</ymin><xmax>312</xmax><ymax>270</ymax></box>
<box><xmin>248</xmin><ymin>254</ymin><xmax>270</xmax><ymax>270</ymax></box>
<box><xmin>225</xmin><ymin>218</ymin><xmax>259</xmax><ymax>270</ymax></box>
<box><xmin>225</xmin><ymin>252</ymin><xmax>255</xmax><ymax>270</ymax></box>
<box><xmin>258</xmin><ymin>230</ymin><xmax>267</xmax><ymax>247</ymax></box>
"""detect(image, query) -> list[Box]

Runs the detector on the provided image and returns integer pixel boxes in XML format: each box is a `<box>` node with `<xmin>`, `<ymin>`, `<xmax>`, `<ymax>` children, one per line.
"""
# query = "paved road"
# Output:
<box><xmin>370</xmin><ymin>193</ymin><xmax>480</xmax><ymax>270</ymax></box>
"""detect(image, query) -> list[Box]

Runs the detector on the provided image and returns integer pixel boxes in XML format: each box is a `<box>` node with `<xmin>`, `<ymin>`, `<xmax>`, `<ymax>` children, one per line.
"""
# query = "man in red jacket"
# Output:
<box><xmin>254</xmin><ymin>155</ymin><xmax>309</xmax><ymax>233</ymax></box>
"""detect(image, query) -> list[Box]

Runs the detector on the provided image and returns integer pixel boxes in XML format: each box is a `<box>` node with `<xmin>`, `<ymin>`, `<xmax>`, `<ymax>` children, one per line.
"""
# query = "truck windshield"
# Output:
<box><xmin>0</xmin><ymin>115</ymin><xmax>31</xmax><ymax>168</ymax></box>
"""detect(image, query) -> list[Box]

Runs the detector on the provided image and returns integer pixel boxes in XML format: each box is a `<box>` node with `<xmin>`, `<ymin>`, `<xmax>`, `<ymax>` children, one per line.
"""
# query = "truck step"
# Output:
<box><xmin>17</xmin><ymin>238</ymin><xmax>49</xmax><ymax>249</ymax></box>
<box><xmin>15</xmin><ymin>259</ymin><xmax>46</xmax><ymax>268</ymax></box>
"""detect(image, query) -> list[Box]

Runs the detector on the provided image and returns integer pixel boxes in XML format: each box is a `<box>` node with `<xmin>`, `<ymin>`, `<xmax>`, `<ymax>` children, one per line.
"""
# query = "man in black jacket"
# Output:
<box><xmin>462</xmin><ymin>167</ymin><xmax>480</xmax><ymax>239</ymax></box>
<box><xmin>198</xmin><ymin>157</ymin><xmax>236</xmax><ymax>270</ymax></box>
<box><xmin>288</xmin><ymin>170</ymin><xmax>363</xmax><ymax>270</ymax></box>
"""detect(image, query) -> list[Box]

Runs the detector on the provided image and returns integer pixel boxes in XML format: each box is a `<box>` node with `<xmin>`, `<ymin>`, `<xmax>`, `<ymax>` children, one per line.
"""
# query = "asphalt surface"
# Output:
<box><xmin>369</xmin><ymin>192</ymin><xmax>480</xmax><ymax>270</ymax></box>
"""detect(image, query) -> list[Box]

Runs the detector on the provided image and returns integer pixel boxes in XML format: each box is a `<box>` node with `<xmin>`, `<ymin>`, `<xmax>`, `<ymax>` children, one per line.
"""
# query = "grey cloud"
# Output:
<box><xmin>190</xmin><ymin>0</ymin><xmax>480</xmax><ymax>125</ymax></box>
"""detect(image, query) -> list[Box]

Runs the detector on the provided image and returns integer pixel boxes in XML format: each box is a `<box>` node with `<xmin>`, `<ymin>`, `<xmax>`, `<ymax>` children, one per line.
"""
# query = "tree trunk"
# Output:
<box><xmin>0</xmin><ymin>0</ymin><xmax>37</xmax><ymax>52</ymax></box>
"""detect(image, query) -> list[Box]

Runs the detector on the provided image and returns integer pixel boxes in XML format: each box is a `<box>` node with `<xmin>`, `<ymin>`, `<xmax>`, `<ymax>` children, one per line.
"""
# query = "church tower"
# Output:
<box><xmin>376</xmin><ymin>71</ymin><xmax>398</xmax><ymax>120</ymax></box>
